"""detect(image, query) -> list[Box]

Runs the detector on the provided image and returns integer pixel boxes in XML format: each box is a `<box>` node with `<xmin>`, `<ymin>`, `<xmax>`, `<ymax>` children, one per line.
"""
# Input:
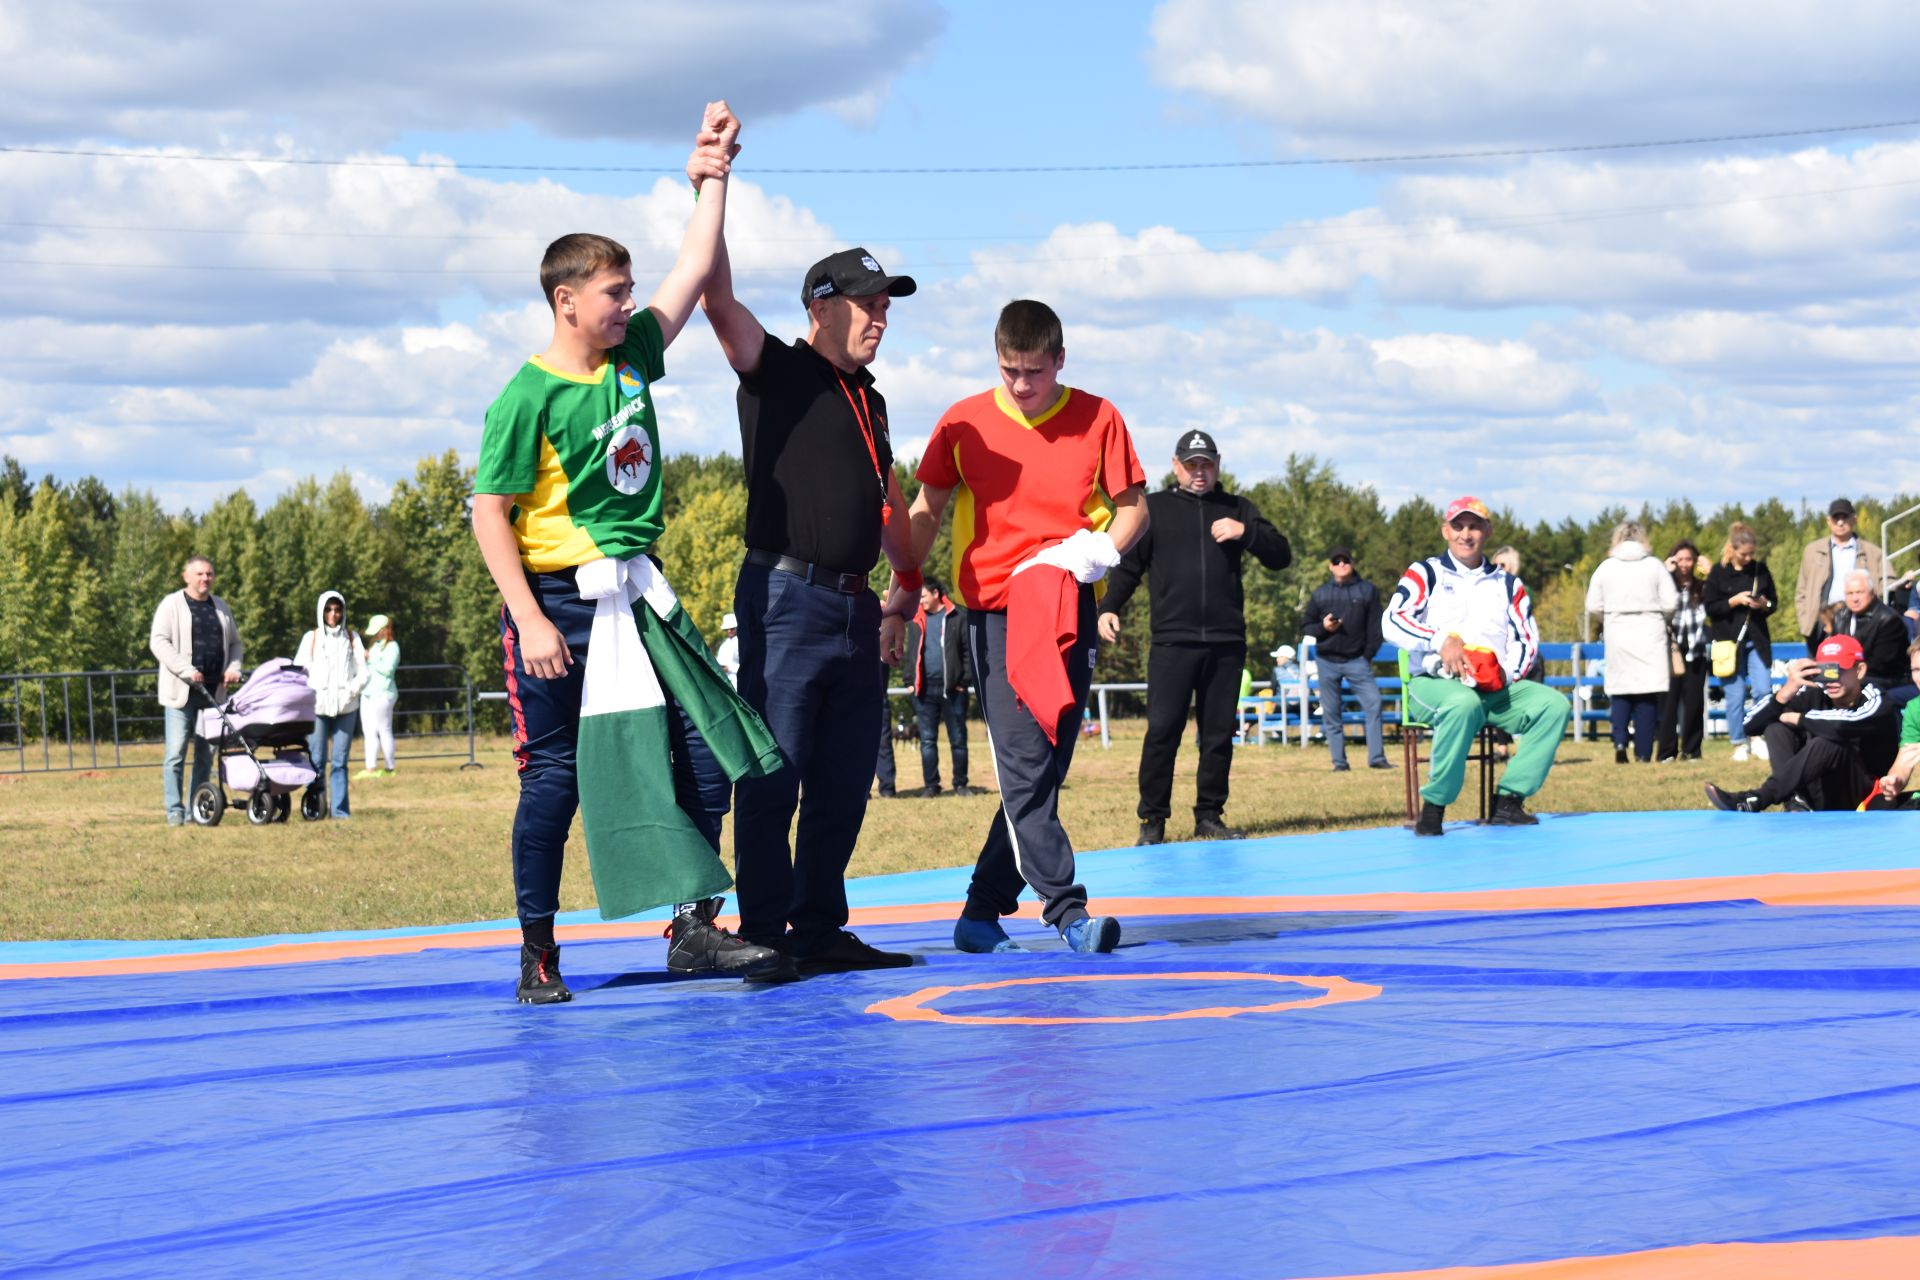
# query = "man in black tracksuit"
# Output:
<box><xmin>1098</xmin><ymin>430</ymin><xmax>1291</xmax><ymax>844</ymax></box>
<box><xmin>1705</xmin><ymin>633</ymin><xmax>1898</xmax><ymax>812</ymax></box>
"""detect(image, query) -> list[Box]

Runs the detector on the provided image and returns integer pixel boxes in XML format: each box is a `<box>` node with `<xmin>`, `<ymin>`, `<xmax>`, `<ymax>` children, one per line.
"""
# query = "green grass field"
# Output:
<box><xmin>0</xmin><ymin>723</ymin><xmax>1773</xmax><ymax>942</ymax></box>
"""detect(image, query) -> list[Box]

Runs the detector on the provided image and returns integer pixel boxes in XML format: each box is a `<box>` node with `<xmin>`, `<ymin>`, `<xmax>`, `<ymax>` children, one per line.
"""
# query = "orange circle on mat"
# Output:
<box><xmin>865</xmin><ymin>971</ymin><xmax>1382</xmax><ymax>1026</ymax></box>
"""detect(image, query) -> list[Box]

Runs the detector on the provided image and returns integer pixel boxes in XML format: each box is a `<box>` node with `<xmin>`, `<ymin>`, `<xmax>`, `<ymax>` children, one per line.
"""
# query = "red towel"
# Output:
<box><xmin>1006</xmin><ymin>564</ymin><xmax>1080</xmax><ymax>745</ymax></box>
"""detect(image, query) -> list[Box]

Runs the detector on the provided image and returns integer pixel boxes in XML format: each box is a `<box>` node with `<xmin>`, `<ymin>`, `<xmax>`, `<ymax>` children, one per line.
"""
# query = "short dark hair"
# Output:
<box><xmin>540</xmin><ymin>233</ymin><xmax>630</xmax><ymax>310</ymax></box>
<box><xmin>922</xmin><ymin>577</ymin><xmax>947</xmax><ymax>598</ymax></box>
<box><xmin>995</xmin><ymin>299</ymin><xmax>1064</xmax><ymax>357</ymax></box>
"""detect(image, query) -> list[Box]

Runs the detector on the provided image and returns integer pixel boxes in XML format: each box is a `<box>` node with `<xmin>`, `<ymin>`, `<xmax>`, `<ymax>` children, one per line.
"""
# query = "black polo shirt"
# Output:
<box><xmin>738</xmin><ymin>334</ymin><xmax>892</xmax><ymax>576</ymax></box>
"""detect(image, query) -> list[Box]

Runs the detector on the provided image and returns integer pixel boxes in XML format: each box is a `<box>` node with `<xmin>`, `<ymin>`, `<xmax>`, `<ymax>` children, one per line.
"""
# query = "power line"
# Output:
<box><xmin>4</xmin><ymin>171</ymin><xmax>1916</xmax><ymax>275</ymax></box>
<box><xmin>4</xmin><ymin>118</ymin><xmax>1919</xmax><ymax>176</ymax></box>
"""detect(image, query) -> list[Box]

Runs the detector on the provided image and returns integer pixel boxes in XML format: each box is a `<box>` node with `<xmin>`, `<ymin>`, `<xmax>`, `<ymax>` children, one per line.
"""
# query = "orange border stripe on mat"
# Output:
<box><xmin>6</xmin><ymin>867</ymin><xmax>1918</xmax><ymax>981</ymax></box>
<box><xmin>1322</xmin><ymin>1233</ymin><xmax>1920</xmax><ymax>1278</ymax></box>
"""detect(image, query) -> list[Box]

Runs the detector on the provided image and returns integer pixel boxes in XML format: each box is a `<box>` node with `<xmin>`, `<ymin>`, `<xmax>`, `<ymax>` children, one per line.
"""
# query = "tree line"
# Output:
<box><xmin>3</xmin><ymin>451</ymin><xmax>1910</xmax><ymax>703</ymax></box>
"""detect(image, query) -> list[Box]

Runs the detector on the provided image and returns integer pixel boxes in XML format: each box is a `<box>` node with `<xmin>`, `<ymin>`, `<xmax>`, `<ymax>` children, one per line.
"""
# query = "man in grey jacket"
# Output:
<box><xmin>149</xmin><ymin>556</ymin><xmax>244</xmax><ymax>825</ymax></box>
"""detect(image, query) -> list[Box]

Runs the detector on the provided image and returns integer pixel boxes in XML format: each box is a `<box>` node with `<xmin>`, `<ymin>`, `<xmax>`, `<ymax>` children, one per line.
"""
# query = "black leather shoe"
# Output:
<box><xmin>952</xmin><ymin>784</ymin><xmax>985</xmax><ymax>797</ymax></box>
<box><xmin>793</xmin><ymin>930</ymin><xmax>912</xmax><ymax>975</ymax></box>
<box><xmin>1615</xmin><ymin>747</ymin><xmax>1629</xmax><ymax>764</ymax></box>
<box><xmin>666</xmin><ymin>898</ymin><xmax>781</xmax><ymax>975</ymax></box>
<box><xmin>1331</xmin><ymin>761</ymin><xmax>1351</xmax><ymax>772</ymax></box>
<box><xmin>516</xmin><ymin>943</ymin><xmax>572</xmax><ymax>1004</ymax></box>
<box><xmin>1413</xmin><ymin>801</ymin><xmax>1446</xmax><ymax>836</ymax></box>
<box><xmin>1194</xmin><ymin>815</ymin><xmax>1246</xmax><ymax>840</ymax></box>
<box><xmin>1368</xmin><ymin>759</ymin><xmax>1394</xmax><ymax>770</ymax></box>
<box><xmin>919</xmin><ymin>784</ymin><xmax>943</xmax><ymax>799</ymax></box>
<box><xmin>1485</xmin><ymin>792</ymin><xmax>1539</xmax><ymax>825</ymax></box>
<box><xmin>876</xmin><ymin>785</ymin><xmax>895</xmax><ymax>799</ymax></box>
<box><xmin>1704</xmin><ymin>782</ymin><xmax>1761</xmax><ymax>813</ymax></box>
<box><xmin>1136</xmin><ymin>819</ymin><xmax>1165</xmax><ymax>846</ymax></box>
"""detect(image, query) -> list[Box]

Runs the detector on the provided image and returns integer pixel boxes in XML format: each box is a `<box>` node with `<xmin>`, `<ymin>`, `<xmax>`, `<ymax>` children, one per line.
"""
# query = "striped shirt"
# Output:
<box><xmin>1383</xmin><ymin>552</ymin><xmax>1540</xmax><ymax>683</ymax></box>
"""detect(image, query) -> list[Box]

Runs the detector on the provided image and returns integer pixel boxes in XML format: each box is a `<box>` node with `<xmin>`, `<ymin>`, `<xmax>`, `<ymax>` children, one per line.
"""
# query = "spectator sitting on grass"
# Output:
<box><xmin>1705</xmin><ymin>633</ymin><xmax>1897</xmax><ymax>813</ymax></box>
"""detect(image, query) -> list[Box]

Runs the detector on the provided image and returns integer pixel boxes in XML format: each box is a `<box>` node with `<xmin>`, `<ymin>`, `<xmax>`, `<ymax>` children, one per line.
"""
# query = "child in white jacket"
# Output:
<box><xmin>295</xmin><ymin>590</ymin><xmax>368</xmax><ymax>818</ymax></box>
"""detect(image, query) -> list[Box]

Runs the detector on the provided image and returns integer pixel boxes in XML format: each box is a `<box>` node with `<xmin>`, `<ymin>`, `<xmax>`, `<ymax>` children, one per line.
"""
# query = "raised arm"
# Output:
<box><xmin>645</xmin><ymin>101</ymin><xmax>738</xmax><ymax>349</ymax></box>
<box><xmin>700</xmin><ymin>202</ymin><xmax>768</xmax><ymax>375</ymax></box>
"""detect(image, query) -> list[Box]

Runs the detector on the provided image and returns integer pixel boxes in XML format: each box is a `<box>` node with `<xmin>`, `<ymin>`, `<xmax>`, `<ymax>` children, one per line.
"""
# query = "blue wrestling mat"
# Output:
<box><xmin>4</xmin><ymin>812</ymin><xmax>1919</xmax><ymax>1279</ymax></box>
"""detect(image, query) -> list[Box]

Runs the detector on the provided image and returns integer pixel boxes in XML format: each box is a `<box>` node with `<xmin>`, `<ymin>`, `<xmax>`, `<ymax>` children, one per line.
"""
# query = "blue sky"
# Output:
<box><xmin>4</xmin><ymin>0</ymin><xmax>1919</xmax><ymax>520</ymax></box>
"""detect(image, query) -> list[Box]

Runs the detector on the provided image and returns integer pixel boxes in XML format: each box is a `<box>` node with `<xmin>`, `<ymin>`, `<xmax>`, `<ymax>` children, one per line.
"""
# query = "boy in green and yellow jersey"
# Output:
<box><xmin>472</xmin><ymin>101</ymin><xmax>786</xmax><ymax>1003</ymax></box>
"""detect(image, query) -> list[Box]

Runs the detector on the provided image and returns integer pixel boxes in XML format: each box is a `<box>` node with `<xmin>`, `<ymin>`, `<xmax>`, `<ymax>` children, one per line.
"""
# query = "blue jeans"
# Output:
<box><xmin>1317</xmin><ymin>655</ymin><xmax>1387</xmax><ymax>767</ymax></box>
<box><xmin>309</xmin><ymin>710</ymin><xmax>358</xmax><ymax>817</ymax></box>
<box><xmin>732</xmin><ymin>561</ymin><xmax>881</xmax><ymax>950</ymax></box>
<box><xmin>914</xmin><ymin>689</ymin><xmax>969</xmax><ymax>788</ymax></box>
<box><xmin>1722</xmin><ymin>643</ymin><xmax>1772</xmax><ymax>744</ymax></box>
<box><xmin>501</xmin><ymin>571</ymin><xmax>730</xmax><ymax>925</ymax></box>
<box><xmin>161</xmin><ymin>704</ymin><xmax>212</xmax><ymax>822</ymax></box>
<box><xmin>1608</xmin><ymin>693</ymin><xmax>1660</xmax><ymax>760</ymax></box>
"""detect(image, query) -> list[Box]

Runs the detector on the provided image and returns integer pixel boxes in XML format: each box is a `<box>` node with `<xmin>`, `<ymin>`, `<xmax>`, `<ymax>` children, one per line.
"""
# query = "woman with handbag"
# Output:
<box><xmin>1703</xmin><ymin>523</ymin><xmax>1778</xmax><ymax>763</ymax></box>
<box><xmin>1586</xmin><ymin>522</ymin><xmax>1678</xmax><ymax>763</ymax></box>
<box><xmin>1656</xmin><ymin>539</ymin><xmax>1709</xmax><ymax>761</ymax></box>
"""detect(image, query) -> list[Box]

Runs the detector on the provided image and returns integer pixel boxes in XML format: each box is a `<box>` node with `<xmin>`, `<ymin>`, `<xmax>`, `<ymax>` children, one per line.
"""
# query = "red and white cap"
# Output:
<box><xmin>1815</xmin><ymin>634</ymin><xmax>1865</xmax><ymax>668</ymax></box>
<box><xmin>1444</xmin><ymin>495</ymin><xmax>1492</xmax><ymax>524</ymax></box>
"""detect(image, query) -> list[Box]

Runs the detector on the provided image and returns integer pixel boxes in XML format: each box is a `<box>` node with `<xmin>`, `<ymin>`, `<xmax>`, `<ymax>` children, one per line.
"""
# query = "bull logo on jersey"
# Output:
<box><xmin>604</xmin><ymin>425</ymin><xmax>653</xmax><ymax>495</ymax></box>
<box><xmin>616</xmin><ymin>363</ymin><xmax>642</xmax><ymax>399</ymax></box>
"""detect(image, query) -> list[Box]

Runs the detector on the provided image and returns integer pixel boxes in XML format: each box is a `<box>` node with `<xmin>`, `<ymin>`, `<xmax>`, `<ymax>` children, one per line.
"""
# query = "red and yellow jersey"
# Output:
<box><xmin>916</xmin><ymin>386</ymin><xmax>1146</xmax><ymax>612</ymax></box>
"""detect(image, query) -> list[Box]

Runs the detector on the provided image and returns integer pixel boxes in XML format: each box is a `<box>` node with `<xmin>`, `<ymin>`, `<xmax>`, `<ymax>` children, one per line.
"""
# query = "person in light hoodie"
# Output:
<box><xmin>295</xmin><ymin>590</ymin><xmax>368</xmax><ymax>818</ymax></box>
<box><xmin>1585</xmin><ymin>521</ymin><xmax>1679</xmax><ymax>764</ymax></box>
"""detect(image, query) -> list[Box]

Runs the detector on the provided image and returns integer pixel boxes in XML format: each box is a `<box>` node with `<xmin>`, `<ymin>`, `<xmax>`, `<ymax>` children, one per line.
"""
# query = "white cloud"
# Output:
<box><xmin>1148</xmin><ymin>0</ymin><xmax>1920</xmax><ymax>151</ymax></box>
<box><xmin>1</xmin><ymin>0</ymin><xmax>945</xmax><ymax>147</ymax></box>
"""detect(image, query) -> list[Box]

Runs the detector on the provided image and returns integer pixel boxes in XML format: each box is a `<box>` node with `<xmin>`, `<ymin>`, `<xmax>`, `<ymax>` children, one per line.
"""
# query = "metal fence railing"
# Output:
<box><xmin>1</xmin><ymin>664</ymin><xmax>481</xmax><ymax>775</ymax></box>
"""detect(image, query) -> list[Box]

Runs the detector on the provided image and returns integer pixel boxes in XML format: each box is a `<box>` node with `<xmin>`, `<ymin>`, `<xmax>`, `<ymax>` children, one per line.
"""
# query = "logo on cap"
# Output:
<box><xmin>810</xmin><ymin>281</ymin><xmax>836</xmax><ymax>299</ymax></box>
<box><xmin>860</xmin><ymin>255</ymin><xmax>880</xmax><ymax>272</ymax></box>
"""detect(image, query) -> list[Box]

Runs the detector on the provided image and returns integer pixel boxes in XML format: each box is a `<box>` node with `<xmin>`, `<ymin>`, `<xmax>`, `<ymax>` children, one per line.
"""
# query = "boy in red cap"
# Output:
<box><xmin>1706</xmin><ymin>632</ymin><xmax>1898</xmax><ymax>812</ymax></box>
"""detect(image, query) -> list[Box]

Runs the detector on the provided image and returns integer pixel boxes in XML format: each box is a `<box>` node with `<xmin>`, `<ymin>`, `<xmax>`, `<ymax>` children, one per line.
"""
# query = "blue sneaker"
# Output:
<box><xmin>953</xmin><ymin>916</ymin><xmax>1025</xmax><ymax>954</ymax></box>
<box><xmin>1060</xmin><ymin>915</ymin><xmax>1122</xmax><ymax>954</ymax></box>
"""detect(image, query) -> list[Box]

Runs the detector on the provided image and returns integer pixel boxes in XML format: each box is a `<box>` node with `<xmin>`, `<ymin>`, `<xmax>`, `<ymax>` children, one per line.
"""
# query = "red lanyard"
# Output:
<box><xmin>835</xmin><ymin>371</ymin><xmax>890</xmax><ymax>524</ymax></box>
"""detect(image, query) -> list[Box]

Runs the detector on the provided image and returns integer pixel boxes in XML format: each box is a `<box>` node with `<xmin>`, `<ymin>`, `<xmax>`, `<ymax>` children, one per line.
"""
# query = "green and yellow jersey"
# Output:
<box><xmin>476</xmin><ymin>311</ymin><xmax>667</xmax><ymax>571</ymax></box>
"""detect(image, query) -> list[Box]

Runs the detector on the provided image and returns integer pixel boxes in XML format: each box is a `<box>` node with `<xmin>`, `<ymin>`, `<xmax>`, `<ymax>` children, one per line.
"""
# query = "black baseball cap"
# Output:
<box><xmin>1327</xmin><ymin>546</ymin><xmax>1355</xmax><ymax>563</ymax></box>
<box><xmin>1175</xmin><ymin>429</ymin><xmax>1219</xmax><ymax>462</ymax></box>
<box><xmin>801</xmin><ymin>248</ymin><xmax>917</xmax><ymax>305</ymax></box>
<box><xmin>1829</xmin><ymin>497</ymin><xmax>1856</xmax><ymax>519</ymax></box>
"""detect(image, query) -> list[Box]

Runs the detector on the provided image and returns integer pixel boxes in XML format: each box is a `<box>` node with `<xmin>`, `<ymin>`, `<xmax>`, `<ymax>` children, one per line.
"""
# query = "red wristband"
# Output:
<box><xmin>893</xmin><ymin>566</ymin><xmax>923</xmax><ymax>594</ymax></box>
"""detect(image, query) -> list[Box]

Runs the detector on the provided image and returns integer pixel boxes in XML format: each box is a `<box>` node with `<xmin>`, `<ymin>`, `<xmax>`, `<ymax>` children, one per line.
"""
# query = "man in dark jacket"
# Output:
<box><xmin>1705</xmin><ymin>634</ymin><xmax>1897</xmax><ymax>812</ymax></box>
<box><xmin>1098</xmin><ymin>429</ymin><xmax>1291</xmax><ymax>844</ymax></box>
<box><xmin>1835</xmin><ymin>569</ymin><xmax>1915</xmax><ymax>708</ymax></box>
<box><xmin>1302</xmin><ymin>548</ymin><xmax>1390</xmax><ymax>771</ymax></box>
<box><xmin>903</xmin><ymin>580</ymin><xmax>979</xmax><ymax>797</ymax></box>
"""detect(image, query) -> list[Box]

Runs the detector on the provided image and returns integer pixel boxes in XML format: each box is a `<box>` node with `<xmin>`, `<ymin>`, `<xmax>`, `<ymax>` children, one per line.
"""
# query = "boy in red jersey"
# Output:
<box><xmin>904</xmin><ymin>300</ymin><xmax>1149</xmax><ymax>954</ymax></box>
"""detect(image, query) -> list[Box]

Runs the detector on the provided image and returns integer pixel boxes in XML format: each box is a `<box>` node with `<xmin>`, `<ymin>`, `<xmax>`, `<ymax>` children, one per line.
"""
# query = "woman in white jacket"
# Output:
<box><xmin>295</xmin><ymin>590</ymin><xmax>368</xmax><ymax>818</ymax></box>
<box><xmin>1586</xmin><ymin>523</ymin><xmax>1678</xmax><ymax>763</ymax></box>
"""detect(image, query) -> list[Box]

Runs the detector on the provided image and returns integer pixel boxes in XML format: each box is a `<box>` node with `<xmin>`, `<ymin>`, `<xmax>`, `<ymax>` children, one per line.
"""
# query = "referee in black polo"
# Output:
<box><xmin>701</xmin><ymin>239</ymin><xmax>923</xmax><ymax>976</ymax></box>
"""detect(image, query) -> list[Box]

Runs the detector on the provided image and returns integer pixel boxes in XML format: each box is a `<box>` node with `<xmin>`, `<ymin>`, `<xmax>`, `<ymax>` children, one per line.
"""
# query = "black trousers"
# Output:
<box><xmin>961</xmin><ymin>592</ymin><xmax>1098</xmax><ymax>929</ymax></box>
<box><xmin>1757</xmin><ymin>721</ymin><xmax>1872</xmax><ymax>811</ymax></box>
<box><xmin>1656</xmin><ymin>657</ymin><xmax>1707</xmax><ymax>759</ymax></box>
<box><xmin>1137</xmin><ymin>640</ymin><xmax>1246</xmax><ymax>822</ymax></box>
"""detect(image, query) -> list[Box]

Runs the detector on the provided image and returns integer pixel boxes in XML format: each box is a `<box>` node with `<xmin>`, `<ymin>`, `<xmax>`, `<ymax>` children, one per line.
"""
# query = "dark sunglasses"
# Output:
<box><xmin>1329</xmin><ymin>556</ymin><xmax>1353</xmax><ymax>566</ymax></box>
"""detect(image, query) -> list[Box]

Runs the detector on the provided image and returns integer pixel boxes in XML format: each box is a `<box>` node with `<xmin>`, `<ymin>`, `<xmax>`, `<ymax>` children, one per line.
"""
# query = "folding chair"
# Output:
<box><xmin>1397</xmin><ymin>651</ymin><xmax>1497</xmax><ymax>823</ymax></box>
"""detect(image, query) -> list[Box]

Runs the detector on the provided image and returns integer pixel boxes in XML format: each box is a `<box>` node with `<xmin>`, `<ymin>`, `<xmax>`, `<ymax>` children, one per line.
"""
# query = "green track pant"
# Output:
<box><xmin>1406</xmin><ymin>675</ymin><xmax>1572</xmax><ymax>806</ymax></box>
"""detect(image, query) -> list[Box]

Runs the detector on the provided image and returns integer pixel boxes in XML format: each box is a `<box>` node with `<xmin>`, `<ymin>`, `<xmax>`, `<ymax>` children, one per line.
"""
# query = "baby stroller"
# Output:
<box><xmin>190</xmin><ymin>658</ymin><xmax>325</xmax><ymax>825</ymax></box>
